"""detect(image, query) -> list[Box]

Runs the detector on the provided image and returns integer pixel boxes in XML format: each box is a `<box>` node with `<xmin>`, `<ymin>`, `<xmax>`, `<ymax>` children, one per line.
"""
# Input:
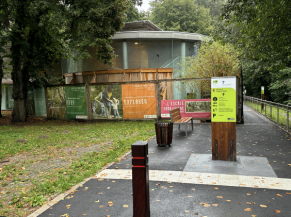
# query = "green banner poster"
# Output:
<box><xmin>33</xmin><ymin>87</ymin><xmax>47</xmax><ymax>117</ymax></box>
<box><xmin>211</xmin><ymin>77</ymin><xmax>236</xmax><ymax>122</ymax></box>
<box><xmin>65</xmin><ymin>86</ymin><xmax>87</xmax><ymax>119</ymax></box>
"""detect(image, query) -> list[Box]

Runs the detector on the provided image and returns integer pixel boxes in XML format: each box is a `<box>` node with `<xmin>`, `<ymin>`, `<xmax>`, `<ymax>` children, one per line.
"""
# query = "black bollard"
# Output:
<box><xmin>132</xmin><ymin>141</ymin><xmax>150</xmax><ymax>217</ymax></box>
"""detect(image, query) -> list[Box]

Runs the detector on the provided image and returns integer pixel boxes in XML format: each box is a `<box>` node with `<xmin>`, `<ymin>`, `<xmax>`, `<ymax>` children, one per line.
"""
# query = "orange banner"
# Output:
<box><xmin>122</xmin><ymin>84</ymin><xmax>156</xmax><ymax>119</ymax></box>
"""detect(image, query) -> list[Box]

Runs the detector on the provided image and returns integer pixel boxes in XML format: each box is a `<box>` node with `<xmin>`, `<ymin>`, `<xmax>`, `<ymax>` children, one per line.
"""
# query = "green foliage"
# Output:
<box><xmin>269</xmin><ymin>68</ymin><xmax>291</xmax><ymax>104</ymax></box>
<box><xmin>217</xmin><ymin>0</ymin><xmax>291</xmax><ymax>104</ymax></box>
<box><xmin>125</xmin><ymin>0</ymin><xmax>148</xmax><ymax>22</ymax></box>
<box><xmin>177</xmin><ymin>40</ymin><xmax>240</xmax><ymax>95</ymax></box>
<box><xmin>196</xmin><ymin>0</ymin><xmax>225</xmax><ymax>26</ymax></box>
<box><xmin>149</xmin><ymin>0</ymin><xmax>213</xmax><ymax>35</ymax></box>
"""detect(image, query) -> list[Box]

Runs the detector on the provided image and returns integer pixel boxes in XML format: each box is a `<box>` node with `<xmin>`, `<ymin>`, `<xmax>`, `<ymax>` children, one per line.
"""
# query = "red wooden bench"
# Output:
<box><xmin>169</xmin><ymin>108</ymin><xmax>193</xmax><ymax>137</ymax></box>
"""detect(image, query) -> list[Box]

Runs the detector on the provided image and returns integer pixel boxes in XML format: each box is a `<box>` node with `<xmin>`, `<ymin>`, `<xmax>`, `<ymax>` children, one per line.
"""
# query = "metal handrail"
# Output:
<box><xmin>244</xmin><ymin>96</ymin><xmax>290</xmax><ymax>132</ymax></box>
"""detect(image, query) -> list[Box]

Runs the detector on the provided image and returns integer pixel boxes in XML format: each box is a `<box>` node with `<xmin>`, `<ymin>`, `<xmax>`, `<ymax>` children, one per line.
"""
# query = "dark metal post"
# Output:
<box><xmin>240</xmin><ymin>67</ymin><xmax>244</xmax><ymax>124</ymax></box>
<box><xmin>132</xmin><ymin>141</ymin><xmax>150</xmax><ymax>217</ymax></box>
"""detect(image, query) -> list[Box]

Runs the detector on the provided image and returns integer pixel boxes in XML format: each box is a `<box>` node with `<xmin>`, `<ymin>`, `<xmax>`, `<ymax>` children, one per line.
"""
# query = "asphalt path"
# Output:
<box><xmin>36</xmin><ymin>105</ymin><xmax>291</xmax><ymax>217</ymax></box>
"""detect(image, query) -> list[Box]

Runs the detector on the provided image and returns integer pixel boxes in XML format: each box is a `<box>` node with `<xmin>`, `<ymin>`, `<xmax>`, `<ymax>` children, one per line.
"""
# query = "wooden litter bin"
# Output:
<box><xmin>155</xmin><ymin>122</ymin><xmax>173</xmax><ymax>146</ymax></box>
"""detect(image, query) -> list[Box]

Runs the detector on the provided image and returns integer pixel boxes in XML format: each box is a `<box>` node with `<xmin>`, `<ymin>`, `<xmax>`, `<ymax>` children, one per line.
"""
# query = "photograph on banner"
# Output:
<box><xmin>185</xmin><ymin>101</ymin><xmax>211</xmax><ymax>113</ymax></box>
<box><xmin>33</xmin><ymin>87</ymin><xmax>47</xmax><ymax>117</ymax></box>
<box><xmin>122</xmin><ymin>83</ymin><xmax>156</xmax><ymax>119</ymax></box>
<box><xmin>90</xmin><ymin>84</ymin><xmax>123</xmax><ymax>119</ymax></box>
<box><xmin>161</xmin><ymin>99</ymin><xmax>211</xmax><ymax>118</ymax></box>
<box><xmin>47</xmin><ymin>86</ymin><xmax>66</xmax><ymax>119</ymax></box>
<box><xmin>65</xmin><ymin>85</ymin><xmax>87</xmax><ymax>119</ymax></box>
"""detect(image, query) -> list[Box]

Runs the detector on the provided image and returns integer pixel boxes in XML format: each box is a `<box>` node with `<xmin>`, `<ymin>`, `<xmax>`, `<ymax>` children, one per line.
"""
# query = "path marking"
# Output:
<box><xmin>95</xmin><ymin>169</ymin><xmax>291</xmax><ymax>191</ymax></box>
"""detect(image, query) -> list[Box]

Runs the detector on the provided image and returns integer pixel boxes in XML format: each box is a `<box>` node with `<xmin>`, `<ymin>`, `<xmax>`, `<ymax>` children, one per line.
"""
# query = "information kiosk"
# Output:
<box><xmin>211</xmin><ymin>77</ymin><xmax>237</xmax><ymax>161</ymax></box>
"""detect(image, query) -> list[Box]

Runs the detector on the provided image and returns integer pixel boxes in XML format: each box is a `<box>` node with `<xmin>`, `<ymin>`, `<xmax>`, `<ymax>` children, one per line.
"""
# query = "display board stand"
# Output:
<box><xmin>211</xmin><ymin>77</ymin><xmax>237</xmax><ymax>162</ymax></box>
<box><xmin>212</xmin><ymin>122</ymin><xmax>236</xmax><ymax>161</ymax></box>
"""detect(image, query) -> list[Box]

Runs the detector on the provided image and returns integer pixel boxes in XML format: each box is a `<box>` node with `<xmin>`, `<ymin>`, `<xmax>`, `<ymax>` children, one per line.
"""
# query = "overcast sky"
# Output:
<box><xmin>136</xmin><ymin>0</ymin><xmax>151</xmax><ymax>12</ymax></box>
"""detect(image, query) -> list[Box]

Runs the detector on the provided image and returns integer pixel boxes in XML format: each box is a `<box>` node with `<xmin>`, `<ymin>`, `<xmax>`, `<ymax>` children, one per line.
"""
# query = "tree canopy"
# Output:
<box><xmin>149</xmin><ymin>0</ymin><xmax>213</xmax><ymax>35</ymax></box>
<box><xmin>178</xmin><ymin>41</ymin><xmax>240</xmax><ymax>95</ymax></box>
<box><xmin>0</xmin><ymin>0</ymin><xmax>127</xmax><ymax>122</ymax></box>
<box><xmin>216</xmin><ymin>0</ymin><xmax>291</xmax><ymax>103</ymax></box>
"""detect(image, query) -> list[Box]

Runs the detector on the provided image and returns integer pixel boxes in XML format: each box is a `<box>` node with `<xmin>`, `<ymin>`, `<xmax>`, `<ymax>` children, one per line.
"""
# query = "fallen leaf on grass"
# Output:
<box><xmin>244</xmin><ymin>208</ymin><xmax>252</xmax><ymax>211</ymax></box>
<box><xmin>260</xmin><ymin>205</ymin><xmax>267</xmax><ymax>208</ymax></box>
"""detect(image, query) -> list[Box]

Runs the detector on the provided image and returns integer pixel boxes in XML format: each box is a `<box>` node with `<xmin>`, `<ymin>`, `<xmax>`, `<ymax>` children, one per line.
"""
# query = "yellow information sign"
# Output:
<box><xmin>211</xmin><ymin>77</ymin><xmax>236</xmax><ymax>122</ymax></box>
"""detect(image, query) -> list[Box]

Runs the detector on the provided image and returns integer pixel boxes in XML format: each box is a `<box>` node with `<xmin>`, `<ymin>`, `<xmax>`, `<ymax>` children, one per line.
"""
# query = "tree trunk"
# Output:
<box><xmin>0</xmin><ymin>55</ymin><xmax>3</xmax><ymax>117</ymax></box>
<box><xmin>11</xmin><ymin>45</ymin><xmax>28</xmax><ymax>122</ymax></box>
<box><xmin>11</xmin><ymin>2</ymin><xmax>28</xmax><ymax>122</ymax></box>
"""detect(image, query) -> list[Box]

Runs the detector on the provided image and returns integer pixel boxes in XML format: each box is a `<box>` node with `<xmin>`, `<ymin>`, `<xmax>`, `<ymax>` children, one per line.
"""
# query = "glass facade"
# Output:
<box><xmin>61</xmin><ymin>38</ymin><xmax>200</xmax><ymax>100</ymax></box>
<box><xmin>1</xmin><ymin>85</ymin><xmax>14</xmax><ymax>110</ymax></box>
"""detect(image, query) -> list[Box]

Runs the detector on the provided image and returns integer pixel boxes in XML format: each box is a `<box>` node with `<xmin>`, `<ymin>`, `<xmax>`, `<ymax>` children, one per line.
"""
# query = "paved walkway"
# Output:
<box><xmin>31</xmin><ymin>105</ymin><xmax>291</xmax><ymax>217</ymax></box>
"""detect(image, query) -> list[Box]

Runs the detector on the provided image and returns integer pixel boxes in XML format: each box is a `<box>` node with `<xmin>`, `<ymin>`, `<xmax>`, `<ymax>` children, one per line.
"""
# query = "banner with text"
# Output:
<box><xmin>161</xmin><ymin>99</ymin><xmax>211</xmax><ymax>118</ymax></box>
<box><xmin>122</xmin><ymin>83</ymin><xmax>156</xmax><ymax>119</ymax></box>
<box><xmin>65</xmin><ymin>86</ymin><xmax>87</xmax><ymax>119</ymax></box>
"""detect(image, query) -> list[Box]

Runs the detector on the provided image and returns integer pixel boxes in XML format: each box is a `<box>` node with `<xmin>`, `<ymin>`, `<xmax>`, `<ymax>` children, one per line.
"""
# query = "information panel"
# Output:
<box><xmin>121</xmin><ymin>83</ymin><xmax>156</xmax><ymax>119</ymax></box>
<box><xmin>65</xmin><ymin>86</ymin><xmax>87</xmax><ymax>119</ymax></box>
<box><xmin>211</xmin><ymin>77</ymin><xmax>236</xmax><ymax>122</ymax></box>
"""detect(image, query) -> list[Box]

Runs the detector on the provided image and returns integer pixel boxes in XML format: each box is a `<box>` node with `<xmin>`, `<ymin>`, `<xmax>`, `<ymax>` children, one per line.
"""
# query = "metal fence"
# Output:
<box><xmin>244</xmin><ymin>96</ymin><xmax>291</xmax><ymax>132</ymax></box>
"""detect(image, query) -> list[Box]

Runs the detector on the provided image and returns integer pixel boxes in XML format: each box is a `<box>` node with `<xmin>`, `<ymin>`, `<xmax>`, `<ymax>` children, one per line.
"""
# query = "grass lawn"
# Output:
<box><xmin>0</xmin><ymin>112</ymin><xmax>156</xmax><ymax>216</ymax></box>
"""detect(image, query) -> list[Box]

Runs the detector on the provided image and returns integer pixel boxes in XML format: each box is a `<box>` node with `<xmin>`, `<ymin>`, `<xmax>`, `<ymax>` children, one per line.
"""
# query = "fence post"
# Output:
<box><xmin>287</xmin><ymin>110</ymin><xmax>289</xmax><ymax>131</ymax></box>
<box><xmin>44</xmin><ymin>86</ymin><xmax>50</xmax><ymax>119</ymax></box>
<box><xmin>132</xmin><ymin>141</ymin><xmax>150</xmax><ymax>217</ymax></box>
<box><xmin>277</xmin><ymin>106</ymin><xmax>279</xmax><ymax>124</ymax></box>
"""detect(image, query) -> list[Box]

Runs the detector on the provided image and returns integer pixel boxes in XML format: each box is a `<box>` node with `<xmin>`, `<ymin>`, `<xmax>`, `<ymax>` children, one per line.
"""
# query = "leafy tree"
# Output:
<box><xmin>124</xmin><ymin>0</ymin><xmax>149</xmax><ymax>22</ymax></box>
<box><xmin>218</xmin><ymin>0</ymin><xmax>291</xmax><ymax>103</ymax></box>
<box><xmin>0</xmin><ymin>0</ymin><xmax>127</xmax><ymax>122</ymax></box>
<box><xmin>149</xmin><ymin>0</ymin><xmax>213</xmax><ymax>35</ymax></box>
<box><xmin>178</xmin><ymin>40</ymin><xmax>240</xmax><ymax>95</ymax></box>
<box><xmin>196</xmin><ymin>0</ymin><xmax>225</xmax><ymax>25</ymax></box>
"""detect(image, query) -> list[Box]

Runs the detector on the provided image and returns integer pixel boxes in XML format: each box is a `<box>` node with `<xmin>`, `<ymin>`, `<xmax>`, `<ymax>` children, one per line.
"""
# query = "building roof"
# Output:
<box><xmin>113</xmin><ymin>31</ymin><xmax>205</xmax><ymax>41</ymax></box>
<box><xmin>121</xmin><ymin>20</ymin><xmax>163</xmax><ymax>31</ymax></box>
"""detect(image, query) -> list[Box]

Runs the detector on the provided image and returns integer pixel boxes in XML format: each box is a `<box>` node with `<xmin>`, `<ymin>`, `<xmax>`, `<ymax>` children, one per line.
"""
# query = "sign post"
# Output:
<box><xmin>211</xmin><ymin>77</ymin><xmax>237</xmax><ymax>161</ymax></box>
<box><xmin>261</xmin><ymin>86</ymin><xmax>264</xmax><ymax>111</ymax></box>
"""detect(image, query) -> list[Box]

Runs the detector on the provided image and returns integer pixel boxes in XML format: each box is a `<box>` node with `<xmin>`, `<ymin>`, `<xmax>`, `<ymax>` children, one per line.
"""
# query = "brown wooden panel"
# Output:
<box><xmin>212</xmin><ymin>122</ymin><xmax>236</xmax><ymax>161</ymax></box>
